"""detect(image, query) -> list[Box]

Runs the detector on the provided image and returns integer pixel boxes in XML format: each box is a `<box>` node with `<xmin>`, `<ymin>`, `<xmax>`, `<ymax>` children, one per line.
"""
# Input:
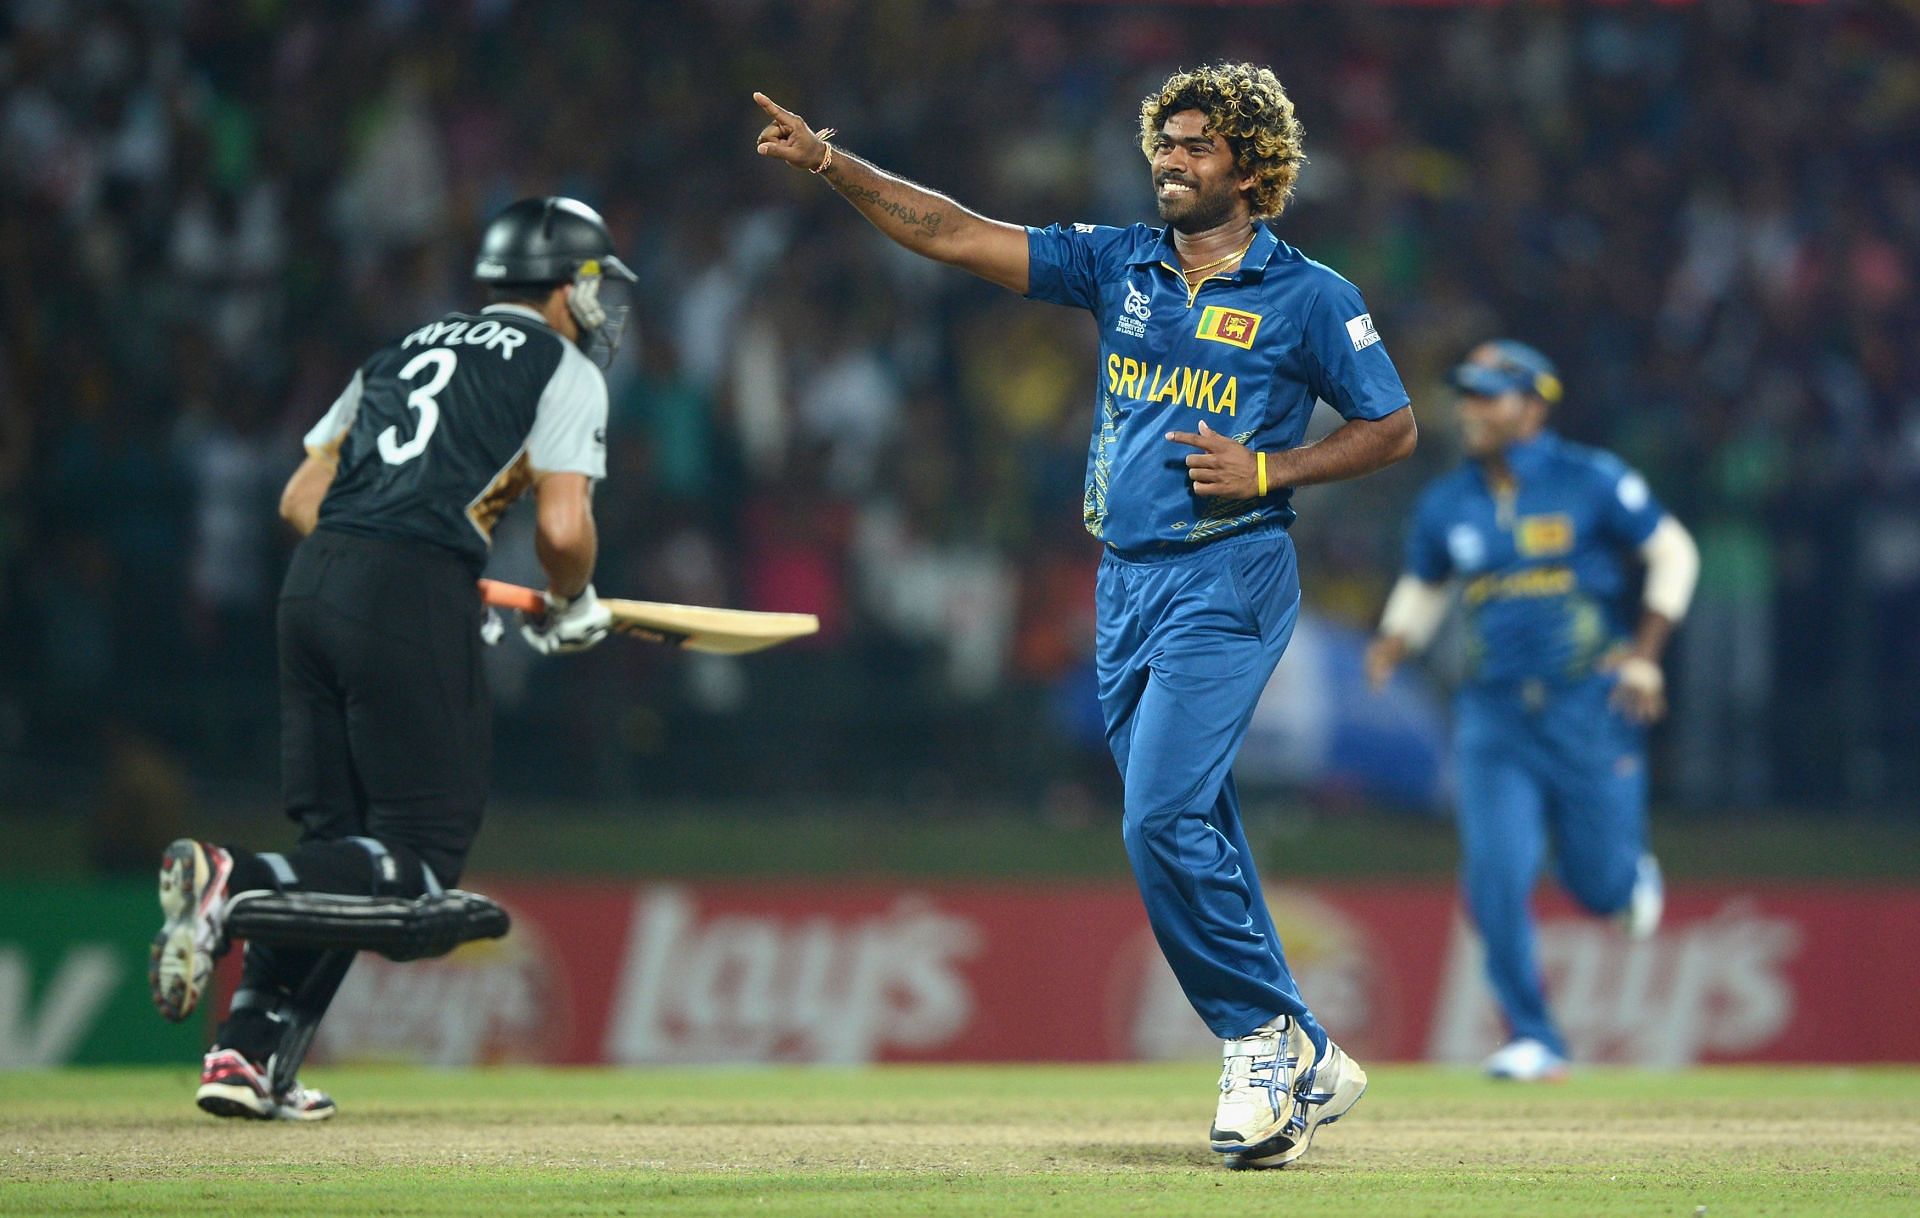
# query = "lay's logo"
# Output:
<box><xmin>1195</xmin><ymin>306</ymin><xmax>1262</xmax><ymax>350</ymax></box>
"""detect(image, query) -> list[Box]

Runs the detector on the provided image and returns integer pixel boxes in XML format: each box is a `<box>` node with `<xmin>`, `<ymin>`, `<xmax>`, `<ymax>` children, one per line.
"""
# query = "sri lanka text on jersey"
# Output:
<box><xmin>1106</xmin><ymin>355</ymin><xmax>1238</xmax><ymax>416</ymax></box>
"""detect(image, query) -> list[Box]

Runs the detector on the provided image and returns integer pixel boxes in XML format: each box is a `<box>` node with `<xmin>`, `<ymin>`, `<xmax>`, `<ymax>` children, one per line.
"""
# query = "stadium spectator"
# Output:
<box><xmin>4</xmin><ymin>2</ymin><xmax>1914</xmax><ymax>812</ymax></box>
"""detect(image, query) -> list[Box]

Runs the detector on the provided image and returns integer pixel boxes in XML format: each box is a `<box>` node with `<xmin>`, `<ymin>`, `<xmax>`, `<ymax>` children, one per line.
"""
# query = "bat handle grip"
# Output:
<box><xmin>477</xmin><ymin>579</ymin><xmax>548</xmax><ymax>615</ymax></box>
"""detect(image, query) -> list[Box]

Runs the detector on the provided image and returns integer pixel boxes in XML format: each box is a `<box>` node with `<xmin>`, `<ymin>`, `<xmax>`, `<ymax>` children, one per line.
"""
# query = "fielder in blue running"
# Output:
<box><xmin>1366</xmin><ymin>340</ymin><xmax>1700</xmax><ymax>1081</ymax></box>
<box><xmin>753</xmin><ymin>62</ymin><xmax>1415</xmax><ymax>1168</ymax></box>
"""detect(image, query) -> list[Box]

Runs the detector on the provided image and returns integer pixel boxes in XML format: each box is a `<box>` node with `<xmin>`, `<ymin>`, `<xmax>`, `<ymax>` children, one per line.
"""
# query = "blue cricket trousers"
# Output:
<box><xmin>1454</xmin><ymin>675</ymin><xmax>1647</xmax><ymax>1055</ymax></box>
<box><xmin>1096</xmin><ymin>526</ymin><xmax>1326</xmax><ymax>1049</ymax></box>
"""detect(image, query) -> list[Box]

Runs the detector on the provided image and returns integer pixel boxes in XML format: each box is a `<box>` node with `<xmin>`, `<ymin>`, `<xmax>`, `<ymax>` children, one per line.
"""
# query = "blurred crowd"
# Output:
<box><xmin>3</xmin><ymin>0</ymin><xmax>1916</xmax><ymax>820</ymax></box>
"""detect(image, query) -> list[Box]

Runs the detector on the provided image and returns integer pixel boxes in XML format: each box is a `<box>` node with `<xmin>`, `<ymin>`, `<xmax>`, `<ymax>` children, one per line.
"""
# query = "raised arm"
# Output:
<box><xmin>753</xmin><ymin>92</ymin><xmax>1030</xmax><ymax>294</ymax></box>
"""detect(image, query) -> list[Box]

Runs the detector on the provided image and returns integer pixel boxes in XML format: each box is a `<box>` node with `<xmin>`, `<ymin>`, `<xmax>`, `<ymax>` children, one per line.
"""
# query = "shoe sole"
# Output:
<box><xmin>1225</xmin><ymin>1056</ymin><xmax>1370</xmax><ymax>1170</ymax></box>
<box><xmin>1209</xmin><ymin>1112</ymin><xmax>1293</xmax><ymax>1156</ymax></box>
<box><xmin>197</xmin><ymin>1084</ymin><xmax>275</xmax><ymax>1120</ymax></box>
<box><xmin>149</xmin><ymin>841</ymin><xmax>230</xmax><ymax>1022</ymax></box>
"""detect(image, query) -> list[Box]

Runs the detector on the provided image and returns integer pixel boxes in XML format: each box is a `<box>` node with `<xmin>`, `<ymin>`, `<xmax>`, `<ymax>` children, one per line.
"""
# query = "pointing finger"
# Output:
<box><xmin>1171</xmin><ymin>427</ymin><xmax>1230</xmax><ymax>450</ymax></box>
<box><xmin>753</xmin><ymin>92</ymin><xmax>799</xmax><ymax>124</ymax></box>
<box><xmin>1194</xmin><ymin>420</ymin><xmax>1234</xmax><ymax>448</ymax></box>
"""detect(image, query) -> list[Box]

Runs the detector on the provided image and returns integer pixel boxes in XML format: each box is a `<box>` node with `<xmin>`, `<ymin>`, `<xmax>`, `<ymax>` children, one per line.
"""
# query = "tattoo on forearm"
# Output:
<box><xmin>837</xmin><ymin>182</ymin><xmax>945</xmax><ymax>238</ymax></box>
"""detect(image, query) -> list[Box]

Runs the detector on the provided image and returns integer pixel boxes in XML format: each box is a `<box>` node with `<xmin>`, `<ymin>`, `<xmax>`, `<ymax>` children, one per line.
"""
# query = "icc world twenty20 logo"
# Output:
<box><xmin>1117</xmin><ymin>281</ymin><xmax>1153</xmax><ymax>338</ymax></box>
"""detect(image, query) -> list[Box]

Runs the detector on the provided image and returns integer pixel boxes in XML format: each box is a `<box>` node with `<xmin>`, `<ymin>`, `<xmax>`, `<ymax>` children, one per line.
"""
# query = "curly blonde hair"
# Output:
<box><xmin>1138</xmin><ymin>63</ymin><xmax>1306</xmax><ymax>219</ymax></box>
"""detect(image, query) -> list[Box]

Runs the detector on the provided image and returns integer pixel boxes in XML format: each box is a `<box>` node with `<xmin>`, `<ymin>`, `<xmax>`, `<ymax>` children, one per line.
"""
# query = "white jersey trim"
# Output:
<box><xmin>1379</xmin><ymin>573</ymin><xmax>1451</xmax><ymax>652</ymax></box>
<box><xmin>1639</xmin><ymin>514</ymin><xmax>1699</xmax><ymax>623</ymax></box>
<box><xmin>303</xmin><ymin>368</ymin><xmax>364</xmax><ymax>455</ymax></box>
<box><xmin>525</xmin><ymin>338</ymin><xmax>609</xmax><ymax>479</ymax></box>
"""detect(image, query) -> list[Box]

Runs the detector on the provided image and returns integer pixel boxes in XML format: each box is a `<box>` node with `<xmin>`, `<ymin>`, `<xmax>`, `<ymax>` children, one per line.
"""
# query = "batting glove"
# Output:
<box><xmin>520</xmin><ymin>585</ymin><xmax>613</xmax><ymax>655</ymax></box>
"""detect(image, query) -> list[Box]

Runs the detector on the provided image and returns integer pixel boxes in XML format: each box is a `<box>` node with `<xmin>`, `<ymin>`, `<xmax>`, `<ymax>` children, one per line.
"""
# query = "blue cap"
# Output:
<box><xmin>1449</xmin><ymin>340</ymin><xmax>1563</xmax><ymax>403</ymax></box>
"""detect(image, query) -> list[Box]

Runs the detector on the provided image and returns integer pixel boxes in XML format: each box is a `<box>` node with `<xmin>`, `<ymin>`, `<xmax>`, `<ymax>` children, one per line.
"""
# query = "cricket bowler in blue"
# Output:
<box><xmin>753</xmin><ymin>62</ymin><xmax>1416</xmax><ymax>1167</ymax></box>
<box><xmin>1367</xmin><ymin>340</ymin><xmax>1700</xmax><ymax>1081</ymax></box>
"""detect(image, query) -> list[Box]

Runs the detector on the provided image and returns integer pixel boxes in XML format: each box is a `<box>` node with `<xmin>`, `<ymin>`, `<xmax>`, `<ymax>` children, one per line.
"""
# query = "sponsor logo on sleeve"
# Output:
<box><xmin>1346</xmin><ymin>313</ymin><xmax>1381</xmax><ymax>352</ymax></box>
<box><xmin>1195</xmin><ymin>306</ymin><xmax>1263</xmax><ymax>350</ymax></box>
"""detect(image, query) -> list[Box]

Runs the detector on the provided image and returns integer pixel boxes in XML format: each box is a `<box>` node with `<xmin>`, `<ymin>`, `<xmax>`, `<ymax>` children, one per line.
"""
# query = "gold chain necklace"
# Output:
<box><xmin>1179</xmin><ymin>234</ymin><xmax>1256</xmax><ymax>279</ymax></box>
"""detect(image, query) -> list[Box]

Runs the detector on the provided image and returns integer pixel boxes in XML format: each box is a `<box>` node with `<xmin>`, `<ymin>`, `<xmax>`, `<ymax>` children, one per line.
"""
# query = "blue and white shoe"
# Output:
<box><xmin>1483</xmin><ymin>1037</ymin><xmax>1569</xmax><ymax>1082</ymax></box>
<box><xmin>1210</xmin><ymin>1018</ymin><xmax>1307</xmax><ymax>1158</ymax></box>
<box><xmin>1223</xmin><ymin>1039</ymin><xmax>1369</xmax><ymax>1169</ymax></box>
<box><xmin>1212</xmin><ymin>1018</ymin><xmax>1368</xmax><ymax>1169</ymax></box>
<box><xmin>1617</xmin><ymin>853</ymin><xmax>1664</xmax><ymax>941</ymax></box>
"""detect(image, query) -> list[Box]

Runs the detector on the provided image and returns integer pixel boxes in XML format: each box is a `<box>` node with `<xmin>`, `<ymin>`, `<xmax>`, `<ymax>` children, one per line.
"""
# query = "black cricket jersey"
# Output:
<box><xmin>303</xmin><ymin>303</ymin><xmax>608</xmax><ymax>570</ymax></box>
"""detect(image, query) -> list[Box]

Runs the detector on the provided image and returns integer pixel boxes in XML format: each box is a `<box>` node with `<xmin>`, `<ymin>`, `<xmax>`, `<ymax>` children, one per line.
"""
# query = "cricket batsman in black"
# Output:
<box><xmin>147</xmin><ymin>197</ymin><xmax>635</xmax><ymax>1119</ymax></box>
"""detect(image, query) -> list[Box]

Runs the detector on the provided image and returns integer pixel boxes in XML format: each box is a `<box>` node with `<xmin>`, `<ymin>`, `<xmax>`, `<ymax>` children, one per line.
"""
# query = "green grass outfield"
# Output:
<box><xmin>3</xmin><ymin>1065</ymin><xmax>1916</xmax><ymax>1217</ymax></box>
<box><xmin>11</xmin><ymin>808</ymin><xmax>1920</xmax><ymax>882</ymax></box>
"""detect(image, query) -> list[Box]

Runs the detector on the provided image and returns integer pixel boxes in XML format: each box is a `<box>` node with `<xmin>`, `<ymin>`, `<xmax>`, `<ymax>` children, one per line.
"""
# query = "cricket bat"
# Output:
<box><xmin>478</xmin><ymin>579</ymin><xmax>818</xmax><ymax>655</ymax></box>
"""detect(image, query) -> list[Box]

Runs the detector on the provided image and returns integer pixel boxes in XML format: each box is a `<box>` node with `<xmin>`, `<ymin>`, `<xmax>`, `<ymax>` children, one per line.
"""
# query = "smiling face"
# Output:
<box><xmin>1150</xmin><ymin>110</ymin><xmax>1254</xmax><ymax>233</ymax></box>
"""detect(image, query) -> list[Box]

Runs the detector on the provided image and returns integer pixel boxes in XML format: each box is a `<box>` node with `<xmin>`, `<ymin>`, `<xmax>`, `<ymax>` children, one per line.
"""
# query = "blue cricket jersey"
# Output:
<box><xmin>1026</xmin><ymin>222</ymin><xmax>1410</xmax><ymax>552</ymax></box>
<box><xmin>1406</xmin><ymin>431</ymin><xmax>1666</xmax><ymax>685</ymax></box>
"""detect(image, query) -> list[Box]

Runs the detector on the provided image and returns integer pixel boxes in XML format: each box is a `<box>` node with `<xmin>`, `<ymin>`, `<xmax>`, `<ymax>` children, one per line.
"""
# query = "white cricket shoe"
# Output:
<box><xmin>1223</xmin><ymin>1038</ymin><xmax>1369</xmax><ymax>1170</ymax></box>
<box><xmin>1617</xmin><ymin>853</ymin><xmax>1664</xmax><ymax>940</ymax></box>
<box><xmin>1211</xmin><ymin>1017</ymin><xmax>1369</xmax><ymax>1169</ymax></box>
<box><xmin>1483</xmin><ymin>1037</ymin><xmax>1570</xmax><ymax>1082</ymax></box>
<box><xmin>272</xmin><ymin>1080</ymin><xmax>339</xmax><ymax>1122</ymax></box>
<box><xmin>149</xmin><ymin>839</ymin><xmax>233</xmax><ymax>1022</ymax></box>
<box><xmin>1210</xmin><ymin>1018</ymin><xmax>1307</xmax><ymax>1156</ymax></box>
<box><xmin>196</xmin><ymin>1048</ymin><xmax>338</xmax><ymax>1121</ymax></box>
<box><xmin>196</xmin><ymin>1048</ymin><xmax>276</xmax><ymax>1119</ymax></box>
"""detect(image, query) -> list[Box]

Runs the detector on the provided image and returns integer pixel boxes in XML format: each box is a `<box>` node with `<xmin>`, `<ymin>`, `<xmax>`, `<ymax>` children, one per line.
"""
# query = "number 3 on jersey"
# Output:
<box><xmin>379</xmin><ymin>348</ymin><xmax>457</xmax><ymax>465</ymax></box>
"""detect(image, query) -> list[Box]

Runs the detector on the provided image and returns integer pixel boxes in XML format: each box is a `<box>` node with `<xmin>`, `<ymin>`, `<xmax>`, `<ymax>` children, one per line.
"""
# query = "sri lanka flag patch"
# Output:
<box><xmin>1195</xmin><ymin>306</ymin><xmax>1262</xmax><ymax>350</ymax></box>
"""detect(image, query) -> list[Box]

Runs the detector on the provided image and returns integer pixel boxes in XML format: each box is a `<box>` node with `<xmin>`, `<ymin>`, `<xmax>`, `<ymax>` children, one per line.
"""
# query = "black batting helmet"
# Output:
<box><xmin>473</xmin><ymin>196</ymin><xmax>634</xmax><ymax>286</ymax></box>
<box><xmin>473</xmin><ymin>196</ymin><xmax>638</xmax><ymax>363</ymax></box>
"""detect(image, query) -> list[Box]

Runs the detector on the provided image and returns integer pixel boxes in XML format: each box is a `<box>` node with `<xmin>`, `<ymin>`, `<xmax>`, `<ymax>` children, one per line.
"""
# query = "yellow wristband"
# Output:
<box><xmin>1256</xmin><ymin>451</ymin><xmax>1268</xmax><ymax>497</ymax></box>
